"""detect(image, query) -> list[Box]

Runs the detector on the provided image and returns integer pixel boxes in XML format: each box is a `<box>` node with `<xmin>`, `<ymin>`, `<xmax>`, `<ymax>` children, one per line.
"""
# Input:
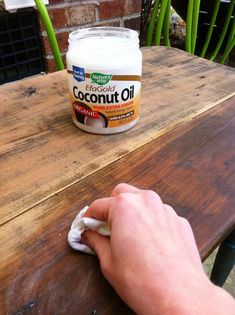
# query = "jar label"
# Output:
<box><xmin>68</xmin><ymin>66</ymin><xmax>141</xmax><ymax>130</ymax></box>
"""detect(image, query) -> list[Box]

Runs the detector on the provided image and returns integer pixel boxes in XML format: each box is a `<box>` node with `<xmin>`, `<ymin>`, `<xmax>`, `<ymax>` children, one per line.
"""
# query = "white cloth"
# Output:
<box><xmin>68</xmin><ymin>206</ymin><xmax>110</xmax><ymax>254</ymax></box>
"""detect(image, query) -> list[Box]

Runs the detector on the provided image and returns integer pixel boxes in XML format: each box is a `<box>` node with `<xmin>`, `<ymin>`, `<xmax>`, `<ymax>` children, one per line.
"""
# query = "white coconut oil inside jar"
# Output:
<box><xmin>66</xmin><ymin>27</ymin><xmax>142</xmax><ymax>134</ymax></box>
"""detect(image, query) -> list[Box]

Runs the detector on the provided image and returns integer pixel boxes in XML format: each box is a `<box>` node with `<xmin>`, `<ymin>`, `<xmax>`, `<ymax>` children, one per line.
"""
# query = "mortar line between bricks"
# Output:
<box><xmin>95</xmin><ymin>4</ymin><xmax>100</xmax><ymax>21</ymax></box>
<box><xmin>123</xmin><ymin>13</ymin><xmax>142</xmax><ymax>20</ymax></box>
<box><xmin>41</xmin><ymin>14</ymin><xmax>141</xmax><ymax>37</ymax></box>
<box><xmin>46</xmin><ymin>52</ymin><xmax>66</xmax><ymax>59</ymax></box>
<box><xmin>47</xmin><ymin>1</ymin><xmax>99</xmax><ymax>9</ymax></box>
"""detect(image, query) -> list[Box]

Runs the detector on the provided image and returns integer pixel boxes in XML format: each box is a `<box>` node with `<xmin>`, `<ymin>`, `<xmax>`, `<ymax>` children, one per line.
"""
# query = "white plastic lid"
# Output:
<box><xmin>68</xmin><ymin>27</ymin><xmax>139</xmax><ymax>51</ymax></box>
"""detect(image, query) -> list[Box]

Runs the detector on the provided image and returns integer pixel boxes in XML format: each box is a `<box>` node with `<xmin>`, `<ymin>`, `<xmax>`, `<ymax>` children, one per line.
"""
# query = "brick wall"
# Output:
<box><xmin>38</xmin><ymin>0</ymin><xmax>142</xmax><ymax>72</ymax></box>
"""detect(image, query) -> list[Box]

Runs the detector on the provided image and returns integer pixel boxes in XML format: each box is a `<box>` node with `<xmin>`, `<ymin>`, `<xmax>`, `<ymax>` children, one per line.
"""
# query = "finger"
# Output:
<box><xmin>111</xmin><ymin>183</ymin><xmax>140</xmax><ymax>196</ymax></box>
<box><xmin>84</xmin><ymin>197</ymin><xmax>114</xmax><ymax>221</ymax></box>
<box><xmin>81</xmin><ymin>230</ymin><xmax>110</xmax><ymax>259</ymax></box>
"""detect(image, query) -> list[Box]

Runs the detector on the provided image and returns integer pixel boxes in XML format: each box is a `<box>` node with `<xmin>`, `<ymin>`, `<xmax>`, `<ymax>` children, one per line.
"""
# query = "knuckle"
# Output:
<box><xmin>112</xmin><ymin>183</ymin><xmax>127</xmax><ymax>195</ymax></box>
<box><xmin>143</xmin><ymin>189</ymin><xmax>161</xmax><ymax>202</ymax></box>
<box><xmin>114</xmin><ymin>193</ymin><xmax>133</xmax><ymax>215</ymax></box>
<box><xmin>116</xmin><ymin>192</ymin><xmax>129</xmax><ymax>203</ymax></box>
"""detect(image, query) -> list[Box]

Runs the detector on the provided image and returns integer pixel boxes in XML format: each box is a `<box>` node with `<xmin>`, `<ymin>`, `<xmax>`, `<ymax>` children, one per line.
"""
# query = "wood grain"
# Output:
<box><xmin>1</xmin><ymin>47</ymin><xmax>235</xmax><ymax>225</ymax></box>
<box><xmin>0</xmin><ymin>96</ymin><xmax>234</xmax><ymax>315</ymax></box>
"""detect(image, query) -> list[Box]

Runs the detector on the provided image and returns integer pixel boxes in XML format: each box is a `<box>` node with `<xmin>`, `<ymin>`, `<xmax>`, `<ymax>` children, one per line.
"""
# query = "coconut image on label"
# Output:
<box><xmin>67</xmin><ymin>27</ymin><xmax>142</xmax><ymax>134</ymax></box>
<box><xmin>73</xmin><ymin>101</ymin><xmax>108</xmax><ymax>127</ymax></box>
<box><xmin>85</xmin><ymin>116</ymin><xmax>106</xmax><ymax>128</ymax></box>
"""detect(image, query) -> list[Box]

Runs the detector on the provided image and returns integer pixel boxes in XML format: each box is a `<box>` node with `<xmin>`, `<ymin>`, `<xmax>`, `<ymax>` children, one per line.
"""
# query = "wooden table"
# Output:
<box><xmin>0</xmin><ymin>47</ymin><xmax>235</xmax><ymax>314</ymax></box>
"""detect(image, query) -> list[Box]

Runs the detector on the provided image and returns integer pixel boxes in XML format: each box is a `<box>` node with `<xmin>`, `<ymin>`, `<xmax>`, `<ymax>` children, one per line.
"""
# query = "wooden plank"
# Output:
<box><xmin>0</xmin><ymin>97</ymin><xmax>234</xmax><ymax>315</ymax></box>
<box><xmin>1</xmin><ymin>47</ymin><xmax>235</xmax><ymax>225</ymax></box>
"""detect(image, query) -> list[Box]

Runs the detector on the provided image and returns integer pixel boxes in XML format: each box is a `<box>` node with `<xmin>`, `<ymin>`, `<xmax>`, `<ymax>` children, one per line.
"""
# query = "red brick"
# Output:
<box><xmin>48</xmin><ymin>0</ymin><xmax>89</xmax><ymax>4</ymax></box>
<box><xmin>45</xmin><ymin>4</ymin><xmax>96</xmax><ymax>29</ymax></box>
<box><xmin>124</xmin><ymin>0</ymin><xmax>142</xmax><ymax>15</ymax></box>
<box><xmin>41</xmin><ymin>32</ymin><xmax>69</xmax><ymax>55</ymax></box>
<box><xmin>47</xmin><ymin>7</ymin><xmax>67</xmax><ymax>29</ymax></box>
<box><xmin>124</xmin><ymin>16</ymin><xmax>141</xmax><ymax>31</ymax></box>
<box><xmin>65</xmin><ymin>4</ymin><xmax>96</xmax><ymax>27</ymax></box>
<box><xmin>95</xmin><ymin>20</ymin><xmax>121</xmax><ymax>27</ymax></box>
<box><xmin>40</xmin><ymin>21</ymin><xmax>121</xmax><ymax>56</ymax></box>
<box><xmin>46</xmin><ymin>58</ymin><xmax>57</xmax><ymax>73</ymax></box>
<box><xmin>45</xmin><ymin>55</ymin><xmax>66</xmax><ymax>73</ymax></box>
<box><xmin>45</xmin><ymin>0</ymin><xmax>62</xmax><ymax>4</ymax></box>
<box><xmin>48</xmin><ymin>0</ymin><xmax>66</xmax><ymax>4</ymax></box>
<box><xmin>36</xmin><ymin>11</ymin><xmax>47</xmax><ymax>33</ymax></box>
<box><xmin>99</xmin><ymin>0</ymin><xmax>124</xmax><ymax>20</ymax></box>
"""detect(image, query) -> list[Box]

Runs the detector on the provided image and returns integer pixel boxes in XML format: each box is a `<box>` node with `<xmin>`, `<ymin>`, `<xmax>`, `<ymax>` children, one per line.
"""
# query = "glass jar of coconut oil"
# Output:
<box><xmin>66</xmin><ymin>27</ymin><xmax>142</xmax><ymax>134</ymax></box>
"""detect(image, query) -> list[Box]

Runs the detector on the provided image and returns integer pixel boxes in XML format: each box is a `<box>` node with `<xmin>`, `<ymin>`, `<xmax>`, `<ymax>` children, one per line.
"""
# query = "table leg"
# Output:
<box><xmin>210</xmin><ymin>229</ymin><xmax>235</xmax><ymax>287</ymax></box>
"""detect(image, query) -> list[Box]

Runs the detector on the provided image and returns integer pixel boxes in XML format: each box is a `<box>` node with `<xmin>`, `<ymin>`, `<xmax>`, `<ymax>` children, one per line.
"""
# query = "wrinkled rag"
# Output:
<box><xmin>68</xmin><ymin>206</ymin><xmax>110</xmax><ymax>254</ymax></box>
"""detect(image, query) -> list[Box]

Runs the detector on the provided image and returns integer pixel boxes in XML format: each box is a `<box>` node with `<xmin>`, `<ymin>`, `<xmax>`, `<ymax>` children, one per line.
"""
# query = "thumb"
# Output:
<box><xmin>82</xmin><ymin>230</ymin><xmax>110</xmax><ymax>259</ymax></box>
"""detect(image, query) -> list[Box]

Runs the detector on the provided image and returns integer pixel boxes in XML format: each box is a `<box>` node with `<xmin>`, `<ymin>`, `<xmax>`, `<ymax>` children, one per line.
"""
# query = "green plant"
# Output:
<box><xmin>210</xmin><ymin>0</ymin><xmax>234</xmax><ymax>61</ymax></box>
<box><xmin>200</xmin><ymin>0</ymin><xmax>220</xmax><ymax>58</ymax></box>
<box><xmin>143</xmin><ymin>0</ymin><xmax>235</xmax><ymax>64</ymax></box>
<box><xmin>154</xmin><ymin>0</ymin><xmax>171</xmax><ymax>46</ymax></box>
<box><xmin>34</xmin><ymin>0</ymin><xmax>64</xmax><ymax>71</ymax></box>
<box><xmin>185</xmin><ymin>0</ymin><xmax>193</xmax><ymax>53</ymax></box>
<box><xmin>146</xmin><ymin>0</ymin><xmax>160</xmax><ymax>46</ymax></box>
<box><xmin>146</xmin><ymin>0</ymin><xmax>172</xmax><ymax>47</ymax></box>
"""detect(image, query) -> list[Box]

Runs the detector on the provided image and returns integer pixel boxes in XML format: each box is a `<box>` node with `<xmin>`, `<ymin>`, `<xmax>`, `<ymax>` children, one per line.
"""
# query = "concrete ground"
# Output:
<box><xmin>203</xmin><ymin>248</ymin><xmax>235</xmax><ymax>298</ymax></box>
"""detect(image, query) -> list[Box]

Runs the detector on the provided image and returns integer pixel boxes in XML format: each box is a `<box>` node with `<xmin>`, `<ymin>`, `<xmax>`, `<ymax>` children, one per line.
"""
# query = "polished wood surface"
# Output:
<box><xmin>0</xmin><ymin>96</ymin><xmax>234</xmax><ymax>315</ymax></box>
<box><xmin>0</xmin><ymin>47</ymin><xmax>235</xmax><ymax>315</ymax></box>
<box><xmin>1</xmin><ymin>47</ymin><xmax>235</xmax><ymax>225</ymax></box>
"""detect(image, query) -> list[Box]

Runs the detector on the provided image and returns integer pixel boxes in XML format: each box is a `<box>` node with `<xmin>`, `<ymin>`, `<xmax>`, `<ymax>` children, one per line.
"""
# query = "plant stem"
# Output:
<box><xmin>155</xmin><ymin>0</ymin><xmax>169</xmax><ymax>46</ymax></box>
<box><xmin>191</xmin><ymin>0</ymin><xmax>201</xmax><ymax>54</ymax></box>
<box><xmin>224</xmin><ymin>5</ymin><xmax>235</xmax><ymax>51</ymax></box>
<box><xmin>220</xmin><ymin>38</ymin><xmax>235</xmax><ymax>64</ymax></box>
<box><xmin>146</xmin><ymin>0</ymin><xmax>160</xmax><ymax>46</ymax></box>
<box><xmin>34</xmin><ymin>0</ymin><xmax>64</xmax><ymax>70</ymax></box>
<box><xmin>163</xmin><ymin>0</ymin><xmax>171</xmax><ymax>47</ymax></box>
<box><xmin>200</xmin><ymin>0</ymin><xmax>220</xmax><ymax>58</ymax></box>
<box><xmin>185</xmin><ymin>0</ymin><xmax>194</xmax><ymax>53</ymax></box>
<box><xmin>210</xmin><ymin>0</ymin><xmax>235</xmax><ymax>61</ymax></box>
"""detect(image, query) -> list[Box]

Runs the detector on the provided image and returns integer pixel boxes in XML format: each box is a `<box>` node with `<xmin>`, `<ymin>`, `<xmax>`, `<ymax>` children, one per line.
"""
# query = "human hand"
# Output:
<box><xmin>82</xmin><ymin>183</ymin><xmax>235</xmax><ymax>315</ymax></box>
